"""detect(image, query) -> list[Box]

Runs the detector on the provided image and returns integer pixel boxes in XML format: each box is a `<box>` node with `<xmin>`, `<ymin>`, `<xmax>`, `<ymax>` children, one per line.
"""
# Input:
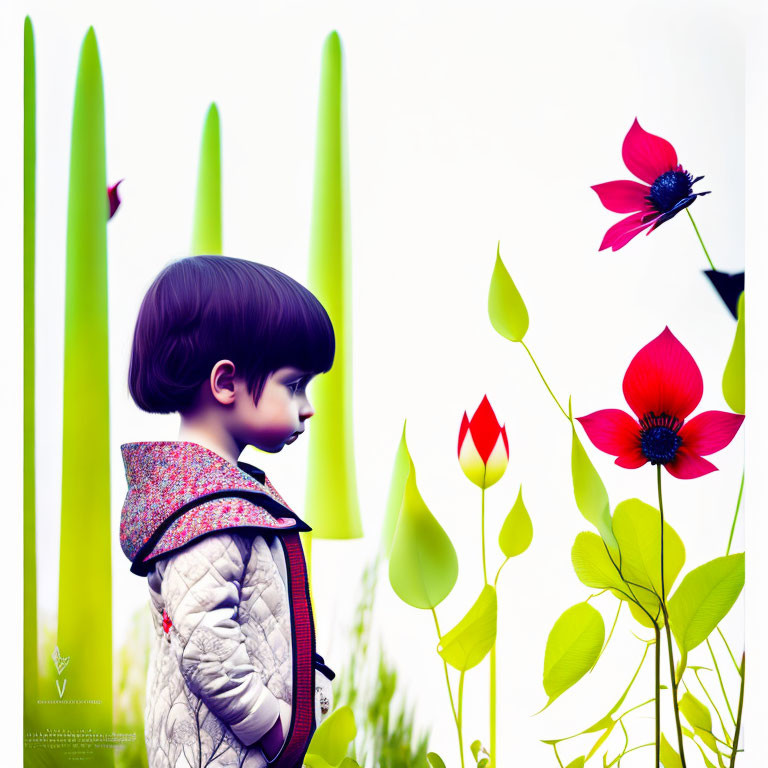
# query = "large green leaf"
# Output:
<box><xmin>722</xmin><ymin>292</ymin><xmax>745</xmax><ymax>414</ymax></box>
<box><xmin>488</xmin><ymin>242</ymin><xmax>529</xmax><ymax>342</ymax></box>
<box><xmin>570</xmin><ymin>401</ymin><xmax>617</xmax><ymax>551</ymax></box>
<box><xmin>426</xmin><ymin>754</ymin><xmax>446</xmax><ymax>768</ymax></box>
<box><xmin>680</xmin><ymin>692</ymin><xmax>717</xmax><ymax>753</ymax></box>
<box><xmin>388</xmin><ymin>457</ymin><xmax>458</xmax><ymax>608</ymax></box>
<box><xmin>612</xmin><ymin>498</ymin><xmax>685</xmax><ymax>623</ymax></box>
<box><xmin>306</xmin><ymin>705</ymin><xmax>357</xmax><ymax>765</ymax></box>
<box><xmin>437</xmin><ymin>585</ymin><xmax>497</xmax><ymax>671</ymax></box>
<box><xmin>668</xmin><ymin>553</ymin><xmax>744</xmax><ymax>675</ymax></box>
<box><xmin>660</xmin><ymin>734</ymin><xmax>683</xmax><ymax>768</ymax></box>
<box><xmin>542</xmin><ymin>603</ymin><xmax>605</xmax><ymax>709</ymax></box>
<box><xmin>381</xmin><ymin>421</ymin><xmax>410</xmax><ymax>559</ymax></box>
<box><xmin>571</xmin><ymin>532</ymin><xmax>625</xmax><ymax>596</ymax></box>
<box><xmin>499</xmin><ymin>486</ymin><xmax>533</xmax><ymax>557</ymax></box>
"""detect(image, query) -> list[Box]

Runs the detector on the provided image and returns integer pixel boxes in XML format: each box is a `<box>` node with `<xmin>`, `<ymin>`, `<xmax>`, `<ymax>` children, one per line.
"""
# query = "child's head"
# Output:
<box><xmin>128</xmin><ymin>256</ymin><xmax>335</xmax><ymax>435</ymax></box>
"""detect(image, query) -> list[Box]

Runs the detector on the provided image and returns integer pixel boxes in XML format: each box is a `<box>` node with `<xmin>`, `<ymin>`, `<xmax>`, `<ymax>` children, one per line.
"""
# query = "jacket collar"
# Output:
<box><xmin>120</xmin><ymin>440</ymin><xmax>307</xmax><ymax>571</ymax></box>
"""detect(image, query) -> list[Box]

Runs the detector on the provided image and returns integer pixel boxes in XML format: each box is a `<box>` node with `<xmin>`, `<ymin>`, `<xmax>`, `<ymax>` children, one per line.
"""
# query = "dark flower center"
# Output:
<box><xmin>647</xmin><ymin>170</ymin><xmax>694</xmax><ymax>213</ymax></box>
<box><xmin>639</xmin><ymin>412</ymin><xmax>683</xmax><ymax>465</ymax></box>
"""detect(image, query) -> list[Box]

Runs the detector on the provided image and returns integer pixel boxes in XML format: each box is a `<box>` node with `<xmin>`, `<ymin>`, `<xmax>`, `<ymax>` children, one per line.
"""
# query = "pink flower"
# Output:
<box><xmin>577</xmin><ymin>328</ymin><xmax>743</xmax><ymax>479</ymax></box>
<box><xmin>458</xmin><ymin>395</ymin><xmax>509</xmax><ymax>489</ymax></box>
<box><xmin>592</xmin><ymin>119</ymin><xmax>710</xmax><ymax>251</ymax></box>
<box><xmin>108</xmin><ymin>179</ymin><xmax>123</xmax><ymax>220</ymax></box>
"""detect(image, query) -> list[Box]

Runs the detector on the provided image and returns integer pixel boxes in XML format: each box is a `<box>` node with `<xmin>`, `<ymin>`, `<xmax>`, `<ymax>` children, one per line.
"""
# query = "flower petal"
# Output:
<box><xmin>484</xmin><ymin>433</ymin><xmax>510</xmax><ymax>488</ymax></box>
<box><xmin>468</xmin><ymin>395</ymin><xmax>502</xmax><ymax>464</ymax></box>
<box><xmin>622</xmin><ymin>118</ymin><xmax>678</xmax><ymax>185</ymax></box>
<box><xmin>615</xmin><ymin>450</ymin><xmax>648</xmax><ymax>470</ymax></box>
<box><xmin>576</xmin><ymin>409</ymin><xmax>641</xmax><ymax>459</ymax></box>
<box><xmin>458</xmin><ymin>431</ymin><xmax>488</xmax><ymax>488</ymax></box>
<box><xmin>679</xmin><ymin>411</ymin><xmax>745</xmax><ymax>456</ymax></box>
<box><xmin>458</xmin><ymin>412</ymin><xmax>470</xmax><ymax>458</ymax></box>
<box><xmin>591</xmin><ymin>180</ymin><xmax>651</xmax><ymax>213</ymax></box>
<box><xmin>665</xmin><ymin>447</ymin><xmax>718</xmax><ymax>480</ymax></box>
<box><xmin>598</xmin><ymin>212</ymin><xmax>654</xmax><ymax>252</ymax></box>
<box><xmin>622</xmin><ymin>327</ymin><xmax>703</xmax><ymax>421</ymax></box>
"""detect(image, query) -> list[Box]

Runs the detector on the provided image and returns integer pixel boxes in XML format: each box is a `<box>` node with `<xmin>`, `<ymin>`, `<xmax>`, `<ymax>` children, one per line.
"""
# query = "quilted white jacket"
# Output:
<box><xmin>119</xmin><ymin>441</ymin><xmax>335</xmax><ymax>768</ymax></box>
<box><xmin>143</xmin><ymin>531</ymin><xmax>333</xmax><ymax>768</ymax></box>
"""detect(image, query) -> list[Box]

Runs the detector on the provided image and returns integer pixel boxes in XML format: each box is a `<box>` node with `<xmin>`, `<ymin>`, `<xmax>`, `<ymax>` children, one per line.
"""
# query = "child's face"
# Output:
<box><xmin>231</xmin><ymin>366</ymin><xmax>315</xmax><ymax>453</ymax></box>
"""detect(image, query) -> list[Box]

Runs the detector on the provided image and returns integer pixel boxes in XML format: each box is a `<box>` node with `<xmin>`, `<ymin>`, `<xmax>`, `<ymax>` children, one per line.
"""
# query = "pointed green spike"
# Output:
<box><xmin>305</xmin><ymin>32</ymin><xmax>362</xmax><ymax>539</ymax></box>
<box><xmin>191</xmin><ymin>102</ymin><xmax>222</xmax><ymax>254</ymax></box>
<box><xmin>56</xmin><ymin>27</ymin><xmax>113</xmax><ymax>761</ymax></box>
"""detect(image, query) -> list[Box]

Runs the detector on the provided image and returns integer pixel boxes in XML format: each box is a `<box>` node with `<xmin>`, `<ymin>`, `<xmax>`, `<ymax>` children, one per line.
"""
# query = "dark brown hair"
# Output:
<box><xmin>128</xmin><ymin>255</ymin><xmax>335</xmax><ymax>413</ymax></box>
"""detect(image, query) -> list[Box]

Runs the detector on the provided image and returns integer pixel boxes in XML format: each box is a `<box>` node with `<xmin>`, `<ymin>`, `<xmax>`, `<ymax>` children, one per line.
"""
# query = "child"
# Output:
<box><xmin>119</xmin><ymin>255</ymin><xmax>336</xmax><ymax>768</ymax></box>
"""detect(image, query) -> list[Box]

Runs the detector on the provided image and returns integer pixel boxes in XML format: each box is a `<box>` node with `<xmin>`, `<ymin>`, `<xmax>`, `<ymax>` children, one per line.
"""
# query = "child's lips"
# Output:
<box><xmin>286</xmin><ymin>431</ymin><xmax>303</xmax><ymax>444</ymax></box>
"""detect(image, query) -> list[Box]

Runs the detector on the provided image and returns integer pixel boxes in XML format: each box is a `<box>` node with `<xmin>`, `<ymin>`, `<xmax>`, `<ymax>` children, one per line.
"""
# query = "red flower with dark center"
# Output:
<box><xmin>577</xmin><ymin>328</ymin><xmax>743</xmax><ymax>479</ymax></box>
<box><xmin>592</xmin><ymin>119</ymin><xmax>710</xmax><ymax>252</ymax></box>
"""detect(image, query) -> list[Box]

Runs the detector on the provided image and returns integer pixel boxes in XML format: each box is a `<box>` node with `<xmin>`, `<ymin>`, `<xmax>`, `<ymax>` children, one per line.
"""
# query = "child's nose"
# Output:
<box><xmin>300</xmin><ymin>398</ymin><xmax>314</xmax><ymax>420</ymax></box>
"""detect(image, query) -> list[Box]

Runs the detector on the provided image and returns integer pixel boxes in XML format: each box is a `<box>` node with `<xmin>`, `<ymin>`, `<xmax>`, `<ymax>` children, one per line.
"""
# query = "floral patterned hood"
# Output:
<box><xmin>120</xmin><ymin>440</ymin><xmax>311</xmax><ymax>575</ymax></box>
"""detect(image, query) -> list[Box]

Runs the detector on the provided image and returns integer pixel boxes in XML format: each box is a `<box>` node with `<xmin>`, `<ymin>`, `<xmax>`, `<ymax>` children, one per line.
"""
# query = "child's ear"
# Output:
<box><xmin>210</xmin><ymin>360</ymin><xmax>237</xmax><ymax>405</ymax></box>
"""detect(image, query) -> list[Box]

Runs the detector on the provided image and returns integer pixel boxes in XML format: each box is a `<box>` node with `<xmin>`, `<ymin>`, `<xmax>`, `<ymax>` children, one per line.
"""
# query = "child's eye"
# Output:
<box><xmin>287</xmin><ymin>380</ymin><xmax>306</xmax><ymax>395</ymax></box>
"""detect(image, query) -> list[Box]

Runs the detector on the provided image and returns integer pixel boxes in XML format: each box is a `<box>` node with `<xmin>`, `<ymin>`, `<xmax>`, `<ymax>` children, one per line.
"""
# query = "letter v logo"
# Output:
<box><xmin>56</xmin><ymin>679</ymin><xmax>67</xmax><ymax>699</ymax></box>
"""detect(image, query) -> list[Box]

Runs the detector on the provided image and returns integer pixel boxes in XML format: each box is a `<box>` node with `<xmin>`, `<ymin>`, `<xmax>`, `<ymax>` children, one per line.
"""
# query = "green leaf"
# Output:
<box><xmin>571</xmin><ymin>531</ymin><xmax>625</xmax><ymax>596</ymax></box>
<box><xmin>570</xmin><ymin>401</ymin><xmax>617</xmax><ymax>551</ymax></box>
<box><xmin>470</xmin><ymin>740</ymin><xmax>481</xmax><ymax>761</ymax></box>
<box><xmin>660</xmin><ymin>733</ymin><xmax>683</xmax><ymax>768</ymax></box>
<box><xmin>381</xmin><ymin>421</ymin><xmax>410</xmax><ymax>558</ymax></box>
<box><xmin>488</xmin><ymin>242</ymin><xmax>529</xmax><ymax>341</ymax></box>
<box><xmin>542</xmin><ymin>602</ymin><xmax>605</xmax><ymax>709</ymax></box>
<box><xmin>680</xmin><ymin>691</ymin><xmax>712</xmax><ymax>732</ymax></box>
<box><xmin>565</xmin><ymin>759</ymin><xmax>585</xmax><ymax>768</ymax></box>
<box><xmin>612</xmin><ymin>498</ymin><xmax>685</xmax><ymax>622</ymax></box>
<box><xmin>477</xmin><ymin>760</ymin><xmax>489</xmax><ymax>768</ymax></box>
<box><xmin>499</xmin><ymin>486</ymin><xmax>533</xmax><ymax>557</ymax></box>
<box><xmin>388</xmin><ymin>454</ymin><xmax>459</xmax><ymax>609</ymax></box>
<box><xmin>339</xmin><ymin>760</ymin><xmax>361</xmax><ymax>768</ymax></box>
<box><xmin>438</xmin><ymin>585</ymin><xmax>497</xmax><ymax>671</ymax></box>
<box><xmin>585</xmin><ymin>722</ymin><xmax>615</xmax><ymax>761</ymax></box>
<box><xmin>668</xmin><ymin>553</ymin><xmax>744</xmax><ymax>675</ymax></box>
<box><xmin>426</xmin><ymin>753</ymin><xmax>447</xmax><ymax>768</ymax></box>
<box><xmin>304</xmin><ymin>756</ymin><xmax>336</xmax><ymax>768</ymax></box>
<box><xmin>723</xmin><ymin>291</ymin><xmax>745</xmax><ymax>414</ymax></box>
<box><xmin>306</xmin><ymin>705</ymin><xmax>357</xmax><ymax>765</ymax></box>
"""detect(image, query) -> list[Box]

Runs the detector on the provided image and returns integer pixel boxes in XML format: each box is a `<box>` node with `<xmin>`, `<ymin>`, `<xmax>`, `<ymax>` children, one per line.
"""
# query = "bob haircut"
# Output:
<box><xmin>128</xmin><ymin>255</ymin><xmax>335</xmax><ymax>413</ymax></box>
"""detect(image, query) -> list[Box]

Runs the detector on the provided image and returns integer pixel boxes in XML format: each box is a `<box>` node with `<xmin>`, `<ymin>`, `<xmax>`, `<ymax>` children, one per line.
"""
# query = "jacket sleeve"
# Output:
<box><xmin>158</xmin><ymin>532</ymin><xmax>282</xmax><ymax>747</ymax></box>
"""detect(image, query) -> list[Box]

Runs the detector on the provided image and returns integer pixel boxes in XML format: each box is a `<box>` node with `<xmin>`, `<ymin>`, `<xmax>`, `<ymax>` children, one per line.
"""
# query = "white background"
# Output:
<box><xmin>1</xmin><ymin>1</ymin><xmax>766</xmax><ymax>766</ymax></box>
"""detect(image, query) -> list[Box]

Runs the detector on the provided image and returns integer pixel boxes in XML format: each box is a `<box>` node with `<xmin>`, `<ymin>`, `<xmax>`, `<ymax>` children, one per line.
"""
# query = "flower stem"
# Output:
<box><xmin>730</xmin><ymin>653</ymin><xmax>745</xmax><ymax>768</ymax></box>
<box><xmin>431</xmin><ymin>608</ymin><xmax>459</xmax><ymax>732</ymax></box>
<box><xmin>655</xmin><ymin>624</ymin><xmax>661</xmax><ymax>768</ymax></box>
<box><xmin>726</xmin><ymin>470</ymin><xmax>745</xmax><ymax>556</ymax></box>
<box><xmin>707</xmin><ymin>637</ymin><xmax>736</xmax><ymax>725</ymax></box>
<box><xmin>686</xmin><ymin>209</ymin><xmax>716</xmax><ymax>271</ymax></box>
<box><xmin>458</xmin><ymin>669</ymin><xmax>466</xmax><ymax>768</ymax></box>
<box><xmin>481</xmin><ymin>481</ymin><xmax>488</xmax><ymax>586</ymax></box>
<box><xmin>717</xmin><ymin>626</ymin><xmax>741</xmax><ymax>676</ymax></box>
<box><xmin>694</xmin><ymin>668</ymin><xmax>731</xmax><ymax>747</ymax></box>
<box><xmin>657</xmin><ymin>465</ymin><xmax>687</xmax><ymax>766</ymax></box>
<box><xmin>490</xmin><ymin>643</ymin><xmax>497</xmax><ymax>768</ymax></box>
<box><xmin>520</xmin><ymin>340</ymin><xmax>569</xmax><ymax>420</ymax></box>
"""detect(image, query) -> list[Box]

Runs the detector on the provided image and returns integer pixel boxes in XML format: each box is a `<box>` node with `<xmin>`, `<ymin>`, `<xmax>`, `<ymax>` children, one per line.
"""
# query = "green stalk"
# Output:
<box><xmin>490</xmin><ymin>644</ymin><xmax>496</xmax><ymax>768</ymax></box>
<box><xmin>191</xmin><ymin>102</ymin><xmax>222</xmax><ymax>255</ymax></box>
<box><xmin>726</xmin><ymin>471</ymin><xmax>745</xmax><ymax>557</ymax></box>
<box><xmin>657</xmin><ymin>466</ymin><xmax>687</xmax><ymax>766</ymax></box>
<box><xmin>729</xmin><ymin>654</ymin><xmax>744</xmax><ymax>768</ymax></box>
<box><xmin>686</xmin><ymin>209</ymin><xmax>716</xmax><ymax>271</ymax></box>
<box><xmin>458</xmin><ymin>670</ymin><xmax>466</xmax><ymax>768</ymax></box>
<box><xmin>655</xmin><ymin>624</ymin><xmax>661</xmax><ymax>768</ymax></box>
<box><xmin>305</xmin><ymin>31</ymin><xmax>362</xmax><ymax>547</ymax></box>
<box><xmin>56</xmin><ymin>28</ymin><xmax>113</xmax><ymax>764</ymax></box>
<box><xmin>693</xmin><ymin>668</ymin><xmax>731</xmax><ymax>747</ymax></box>
<box><xmin>23</xmin><ymin>15</ymin><xmax>38</xmax><ymax>735</ymax></box>
<box><xmin>520</xmin><ymin>341</ymin><xmax>569</xmax><ymax>420</ymax></box>
<box><xmin>707</xmin><ymin>638</ymin><xmax>736</xmax><ymax>725</ymax></box>
<box><xmin>431</xmin><ymin>608</ymin><xmax>460</xmax><ymax>757</ymax></box>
